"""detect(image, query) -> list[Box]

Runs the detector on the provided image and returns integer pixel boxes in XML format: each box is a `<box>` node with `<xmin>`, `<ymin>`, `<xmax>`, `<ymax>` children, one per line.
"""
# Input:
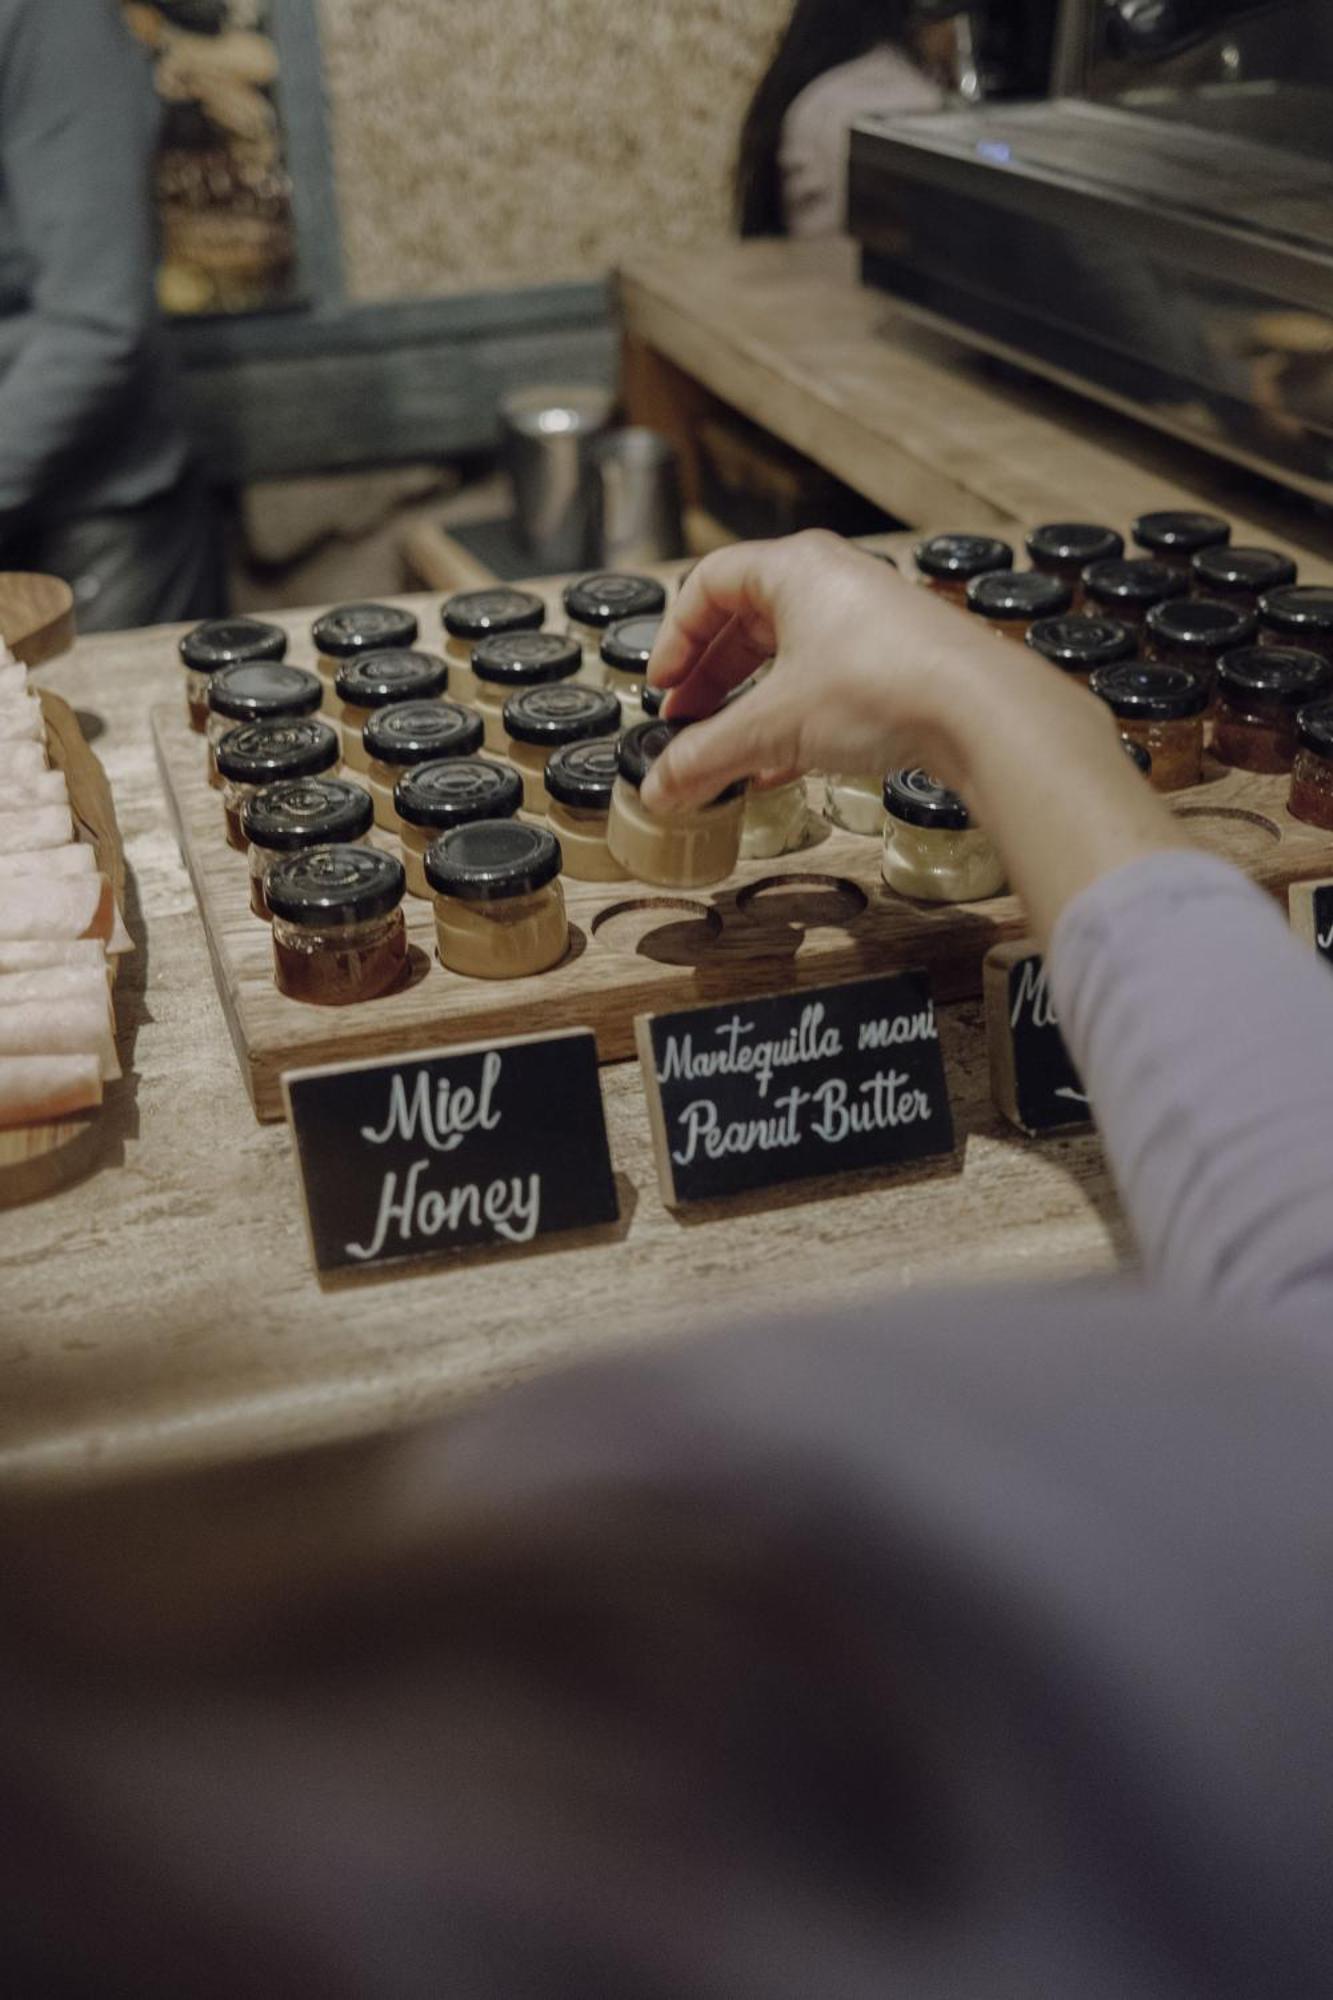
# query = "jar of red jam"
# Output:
<box><xmin>1289</xmin><ymin>701</ymin><xmax>1333</xmax><ymax>830</ymax></box>
<box><xmin>242</xmin><ymin>777</ymin><xmax>375</xmax><ymax>920</ymax></box>
<box><xmin>1144</xmin><ymin>596</ymin><xmax>1257</xmax><ymax>687</ymax></box>
<box><xmin>1026</xmin><ymin>613</ymin><xmax>1136</xmax><ymax>681</ymax></box>
<box><xmin>216</xmin><ymin>717</ymin><xmax>341</xmax><ymax>851</ymax></box>
<box><xmin>471</xmin><ymin>630</ymin><xmax>583</xmax><ymax>751</ymax></box>
<box><xmin>1131</xmin><ymin>510</ymin><xmax>1230</xmax><ymax>572</ymax></box>
<box><xmin>965</xmin><ymin>570</ymin><xmax>1073</xmax><ymax>640</ymax></box>
<box><xmin>1191</xmin><ymin>545</ymin><xmax>1296</xmax><ymax>608</ymax></box>
<box><xmin>267</xmin><ymin>845</ymin><xmax>407</xmax><ymax>1005</ymax></box>
<box><xmin>441</xmin><ymin>588</ymin><xmax>546</xmax><ymax>707</ymax></box>
<box><xmin>1214</xmin><ymin>646</ymin><xmax>1332</xmax><ymax>773</ymax></box>
<box><xmin>311</xmin><ymin>602</ymin><xmax>419</xmax><ymax>690</ymax></box>
<box><xmin>503</xmin><ymin>682</ymin><xmax>621</xmax><ymax>811</ymax></box>
<box><xmin>180</xmin><ymin>618</ymin><xmax>287</xmax><ymax>734</ymax></box>
<box><xmin>205</xmin><ymin>661</ymin><xmax>322</xmax><ymax>787</ymax></box>
<box><xmin>1082</xmin><ymin>558</ymin><xmax>1189</xmax><ymax>627</ymax></box>
<box><xmin>913</xmin><ymin>534</ymin><xmax>1013</xmax><ymax>606</ymax></box>
<box><xmin>600</xmin><ymin>614</ymin><xmax>664</xmax><ymax>715</ymax></box>
<box><xmin>563</xmin><ymin>573</ymin><xmax>667</xmax><ymax>665</ymax></box>
<box><xmin>333</xmin><ymin>649</ymin><xmax>447</xmax><ymax>774</ymax></box>
<box><xmin>1088</xmin><ymin>661</ymin><xmax>1208</xmax><ymax>791</ymax></box>
<box><xmin>362</xmin><ymin>699</ymin><xmax>483</xmax><ymax>832</ymax></box>
<box><xmin>394</xmin><ymin>756</ymin><xmax>523</xmax><ymax>899</ymax></box>
<box><xmin>1025</xmin><ymin>523</ymin><xmax>1123</xmax><ymax>605</ymax></box>
<box><xmin>1259</xmin><ymin>585</ymin><xmax>1333</xmax><ymax>664</ymax></box>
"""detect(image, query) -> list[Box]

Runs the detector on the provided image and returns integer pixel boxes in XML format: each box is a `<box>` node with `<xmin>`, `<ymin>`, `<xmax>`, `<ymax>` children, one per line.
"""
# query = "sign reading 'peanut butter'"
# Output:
<box><xmin>635</xmin><ymin>971</ymin><xmax>954</xmax><ymax>1206</ymax></box>
<box><xmin>283</xmin><ymin>1029</ymin><xmax>618</xmax><ymax>1275</ymax></box>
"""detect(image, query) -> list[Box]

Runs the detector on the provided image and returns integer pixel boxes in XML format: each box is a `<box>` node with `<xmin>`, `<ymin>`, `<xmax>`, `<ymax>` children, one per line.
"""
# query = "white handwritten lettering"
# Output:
<box><xmin>856</xmin><ymin>1005</ymin><xmax>938</xmax><ymax>1050</ymax></box>
<box><xmin>359</xmin><ymin>1053</ymin><xmax>504</xmax><ymax>1153</ymax></box>
<box><xmin>346</xmin><ymin>1156</ymin><xmax>540</xmax><ymax>1260</ymax></box>
<box><xmin>1318</xmin><ymin>917</ymin><xmax>1333</xmax><ymax>953</ymax></box>
<box><xmin>657</xmin><ymin>1004</ymin><xmax>841</xmax><ymax>1101</ymax></box>
<box><xmin>670</xmin><ymin>1087</ymin><xmax>810</xmax><ymax>1165</ymax></box>
<box><xmin>808</xmin><ymin>1071</ymin><xmax>932</xmax><ymax>1143</ymax></box>
<box><xmin>1010</xmin><ymin>958</ymin><xmax>1058</xmax><ymax>1030</ymax></box>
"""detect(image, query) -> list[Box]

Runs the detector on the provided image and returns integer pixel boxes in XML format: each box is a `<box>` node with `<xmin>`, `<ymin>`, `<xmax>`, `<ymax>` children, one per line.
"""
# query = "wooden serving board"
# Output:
<box><xmin>153</xmin><ymin>701</ymin><xmax>1333</xmax><ymax>1122</ymax></box>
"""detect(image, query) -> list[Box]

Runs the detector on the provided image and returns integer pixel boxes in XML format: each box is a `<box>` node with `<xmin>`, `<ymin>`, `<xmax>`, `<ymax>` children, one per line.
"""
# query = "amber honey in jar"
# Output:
<box><xmin>1131</xmin><ymin>510</ymin><xmax>1230</xmax><ymax>572</ymax></box>
<box><xmin>1288</xmin><ymin>701</ymin><xmax>1333</xmax><ymax>830</ymax></box>
<box><xmin>362</xmin><ymin>699</ymin><xmax>483</xmax><ymax>832</ymax></box>
<box><xmin>1082</xmin><ymin>557</ymin><xmax>1189</xmax><ymax>628</ymax></box>
<box><xmin>502</xmin><ymin>682</ymin><xmax>620</xmax><ymax>811</ymax></box>
<box><xmin>1144</xmin><ymin>596</ymin><xmax>1257</xmax><ymax>689</ymax></box>
<box><xmin>563</xmin><ymin>572</ymin><xmax>667</xmax><ymax>668</ymax></box>
<box><xmin>1258</xmin><ymin>585</ymin><xmax>1333</xmax><ymax>665</ymax></box>
<box><xmin>1026</xmin><ymin>613</ymin><xmax>1136</xmax><ymax>682</ymax></box>
<box><xmin>543</xmin><ymin>738</ymin><xmax>629</xmax><ymax>882</ymax></box>
<box><xmin>965</xmin><ymin>569</ymin><xmax>1073</xmax><ymax>640</ymax></box>
<box><xmin>1191</xmin><ymin>545</ymin><xmax>1296</xmax><ymax>609</ymax></box>
<box><xmin>311</xmin><ymin>602</ymin><xmax>419</xmax><ymax>691</ymax></box>
<box><xmin>607</xmin><ymin>719</ymin><xmax>745</xmax><ymax>888</ymax></box>
<box><xmin>913</xmin><ymin>534</ymin><xmax>1013</xmax><ymax>607</ymax></box>
<box><xmin>1213</xmin><ymin>647</ymin><xmax>1332</xmax><ymax>775</ymax></box>
<box><xmin>882</xmin><ymin>770</ymin><xmax>1005</xmax><ymax>904</ymax></box>
<box><xmin>242</xmin><ymin>777</ymin><xmax>375</xmax><ymax>920</ymax></box>
<box><xmin>180</xmin><ymin>617</ymin><xmax>287</xmax><ymax>734</ymax></box>
<box><xmin>599</xmin><ymin>614</ymin><xmax>663</xmax><ymax>716</ymax></box>
<box><xmin>426</xmin><ymin>819</ymin><xmax>568</xmax><ymax>979</ymax></box>
<box><xmin>471</xmin><ymin>630</ymin><xmax>583</xmax><ymax>752</ymax></box>
<box><xmin>216</xmin><ymin>717</ymin><xmax>341</xmax><ymax>852</ymax></box>
<box><xmin>267</xmin><ymin>845</ymin><xmax>407</xmax><ymax>1005</ymax></box>
<box><xmin>1025</xmin><ymin>523</ymin><xmax>1123</xmax><ymax>606</ymax></box>
<box><xmin>394</xmin><ymin>757</ymin><xmax>523</xmax><ymax>899</ymax></box>
<box><xmin>205</xmin><ymin>661</ymin><xmax>322</xmax><ymax>787</ymax></box>
<box><xmin>1088</xmin><ymin>661</ymin><xmax>1208</xmax><ymax>792</ymax></box>
<box><xmin>440</xmin><ymin>588</ymin><xmax>546</xmax><ymax>708</ymax></box>
<box><xmin>333</xmin><ymin>649</ymin><xmax>447</xmax><ymax>774</ymax></box>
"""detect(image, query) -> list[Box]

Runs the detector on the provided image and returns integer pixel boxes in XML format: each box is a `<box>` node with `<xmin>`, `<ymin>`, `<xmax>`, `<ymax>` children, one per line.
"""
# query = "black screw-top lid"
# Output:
<box><xmin>914</xmin><ymin>534</ymin><xmax>1013</xmax><ymax>582</ymax></box>
<box><xmin>471</xmin><ymin>630</ymin><xmax>582</xmax><ymax>688</ymax></box>
<box><xmin>640</xmin><ymin>683</ymin><xmax>665</xmax><ymax>717</ymax></box>
<box><xmin>883</xmin><ymin>768</ymin><xmax>972</xmax><ymax>831</ymax></box>
<box><xmin>441</xmin><ymin>587</ymin><xmax>545</xmax><ymax>640</ymax></box>
<box><xmin>1121</xmin><ymin>736</ymin><xmax>1152</xmax><ymax>775</ymax></box>
<box><xmin>216</xmin><ymin>716</ymin><xmax>340</xmax><ymax>784</ymax></box>
<box><xmin>544</xmin><ymin>737</ymin><xmax>621</xmax><ymax>810</ymax></box>
<box><xmin>1259</xmin><ymin>584</ymin><xmax>1333</xmax><ymax>640</ymax></box>
<box><xmin>1296</xmin><ymin>698</ymin><xmax>1333</xmax><ymax>758</ymax></box>
<box><xmin>616</xmin><ymin>719</ymin><xmax>745</xmax><ymax>804</ymax></box>
<box><xmin>265</xmin><ymin>844</ymin><xmax>405</xmax><ymax>928</ymax></box>
<box><xmin>1083</xmin><ymin>558</ymin><xmax>1188</xmax><ymax>610</ymax></box>
<box><xmin>1027</xmin><ymin>614</ymin><xmax>1137</xmax><ymax>671</ymax></box>
<box><xmin>1088</xmin><ymin>661</ymin><xmax>1208</xmax><ymax>721</ymax></box>
<box><xmin>1216</xmin><ymin>645</ymin><xmax>1332</xmax><ymax>709</ymax></box>
<box><xmin>601</xmin><ymin>615</ymin><xmax>663</xmax><ymax>675</ymax></box>
<box><xmin>363</xmin><ymin>698</ymin><xmax>483</xmax><ymax>766</ymax></box>
<box><xmin>563</xmin><ymin>573</ymin><xmax>667</xmax><ymax>628</ymax></box>
<box><xmin>208</xmin><ymin>661</ymin><xmax>322</xmax><ymax>723</ymax></box>
<box><xmin>1025</xmin><ymin>522</ymin><xmax>1124</xmax><ymax>571</ymax></box>
<box><xmin>334</xmin><ymin>649</ymin><xmax>447</xmax><ymax>708</ymax></box>
<box><xmin>1191</xmin><ymin>545</ymin><xmax>1297</xmax><ymax>596</ymax></box>
<box><xmin>180</xmin><ymin>617</ymin><xmax>288</xmax><ymax>675</ymax></box>
<box><xmin>965</xmin><ymin>570</ymin><xmax>1073</xmax><ymax>621</ymax></box>
<box><xmin>1145</xmin><ymin>596</ymin><xmax>1257</xmax><ymax>656</ymax></box>
<box><xmin>503</xmin><ymin>682</ymin><xmax>620</xmax><ymax>747</ymax></box>
<box><xmin>1132</xmin><ymin>510</ymin><xmax>1230</xmax><ymax>559</ymax></box>
<box><xmin>242</xmin><ymin>776</ymin><xmax>374</xmax><ymax>853</ymax></box>
<box><xmin>424</xmin><ymin>819</ymin><xmax>563</xmax><ymax>902</ymax></box>
<box><xmin>312</xmin><ymin>603</ymin><xmax>419</xmax><ymax>659</ymax></box>
<box><xmin>394</xmin><ymin>756</ymin><xmax>522</xmax><ymax>831</ymax></box>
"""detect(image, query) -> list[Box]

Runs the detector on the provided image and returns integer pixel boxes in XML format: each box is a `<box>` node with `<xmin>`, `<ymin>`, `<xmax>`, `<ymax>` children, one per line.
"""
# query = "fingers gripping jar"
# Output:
<box><xmin>502</xmin><ymin>682</ymin><xmax>621</xmax><ymax>811</ymax></box>
<box><xmin>394</xmin><ymin>758</ymin><xmax>523</xmax><ymax>899</ymax></box>
<box><xmin>1088</xmin><ymin>662</ymin><xmax>1208</xmax><ymax>792</ymax></box>
<box><xmin>563</xmin><ymin>573</ymin><xmax>667</xmax><ymax>670</ymax></box>
<box><xmin>333</xmin><ymin>650</ymin><xmax>448</xmax><ymax>774</ymax></box>
<box><xmin>543</xmin><ymin>739</ymin><xmax>629</xmax><ymax>882</ymax></box>
<box><xmin>440</xmin><ymin>589</ymin><xmax>545</xmax><ymax>708</ymax></box>
<box><xmin>362</xmin><ymin>699</ymin><xmax>484</xmax><ymax>831</ymax></box>
<box><xmin>600</xmin><ymin>615</ymin><xmax>663</xmax><ymax>717</ymax></box>
<box><xmin>1288</xmin><ymin>701</ymin><xmax>1333</xmax><ymax>830</ymax></box>
<box><xmin>242</xmin><ymin>777</ymin><xmax>375</xmax><ymax>920</ymax></box>
<box><xmin>470</xmin><ymin>631</ymin><xmax>583</xmax><ymax>752</ymax></box>
<box><xmin>311</xmin><ymin>603</ymin><xmax>419</xmax><ymax>691</ymax></box>
<box><xmin>1213</xmin><ymin>646</ymin><xmax>1331</xmax><ymax>774</ymax></box>
<box><xmin>216</xmin><ymin>718</ymin><xmax>341</xmax><ymax>851</ymax></box>
<box><xmin>426</xmin><ymin>820</ymin><xmax>568</xmax><ymax>980</ymax></box>
<box><xmin>1026</xmin><ymin>614</ymin><xmax>1136</xmax><ymax>683</ymax></box>
<box><xmin>913</xmin><ymin>534</ymin><xmax>1013</xmax><ymax>607</ymax></box>
<box><xmin>882</xmin><ymin>770</ymin><xmax>1005</xmax><ymax>903</ymax></box>
<box><xmin>965</xmin><ymin>570</ymin><xmax>1073</xmax><ymax>641</ymax></box>
<box><xmin>205</xmin><ymin>661</ymin><xmax>322</xmax><ymax>787</ymax></box>
<box><xmin>180</xmin><ymin>617</ymin><xmax>287</xmax><ymax>733</ymax></box>
<box><xmin>266</xmin><ymin>846</ymin><xmax>407</xmax><ymax>1005</ymax></box>
<box><xmin>607</xmin><ymin>720</ymin><xmax>746</xmax><ymax>888</ymax></box>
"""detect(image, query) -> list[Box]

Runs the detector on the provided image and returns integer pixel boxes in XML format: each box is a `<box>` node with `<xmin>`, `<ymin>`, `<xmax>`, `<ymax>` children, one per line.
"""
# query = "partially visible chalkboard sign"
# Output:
<box><xmin>282</xmin><ymin>1029</ymin><xmax>618</xmax><ymax>1275</ymax></box>
<box><xmin>635</xmin><ymin>970</ymin><xmax>954</xmax><ymax>1207</ymax></box>
<box><xmin>1288</xmin><ymin>878</ymin><xmax>1333</xmax><ymax>968</ymax></box>
<box><xmin>984</xmin><ymin>941</ymin><xmax>1092</xmax><ymax>1137</ymax></box>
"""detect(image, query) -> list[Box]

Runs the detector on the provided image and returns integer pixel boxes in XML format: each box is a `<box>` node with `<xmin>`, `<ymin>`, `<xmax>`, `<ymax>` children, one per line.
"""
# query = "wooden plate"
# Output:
<box><xmin>0</xmin><ymin>570</ymin><xmax>75</xmax><ymax>669</ymax></box>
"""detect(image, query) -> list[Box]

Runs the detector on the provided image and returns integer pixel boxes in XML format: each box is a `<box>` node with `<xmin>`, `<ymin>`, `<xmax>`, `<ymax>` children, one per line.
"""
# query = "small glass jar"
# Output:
<box><xmin>741</xmin><ymin>778</ymin><xmax>809</xmax><ymax>859</ymax></box>
<box><xmin>1131</xmin><ymin>510</ymin><xmax>1230</xmax><ymax>572</ymax></box>
<box><xmin>1025</xmin><ymin>523</ymin><xmax>1123</xmax><ymax>606</ymax></box>
<box><xmin>1213</xmin><ymin>646</ymin><xmax>1331</xmax><ymax>774</ymax></box>
<box><xmin>563</xmin><ymin>573</ymin><xmax>667</xmax><ymax>667</ymax></box>
<box><xmin>543</xmin><ymin>738</ymin><xmax>629</xmax><ymax>882</ymax></box>
<box><xmin>205</xmin><ymin>661</ymin><xmax>322</xmax><ymax>787</ymax></box>
<box><xmin>1191</xmin><ymin>544</ymin><xmax>1296</xmax><ymax>608</ymax></box>
<box><xmin>471</xmin><ymin>630</ymin><xmax>583</xmax><ymax>752</ymax></box>
<box><xmin>180</xmin><ymin>617</ymin><xmax>287</xmax><ymax>734</ymax></box>
<box><xmin>242</xmin><ymin>776</ymin><xmax>375</xmax><ymax>920</ymax></box>
<box><xmin>1088</xmin><ymin>661</ymin><xmax>1208</xmax><ymax>792</ymax></box>
<box><xmin>607</xmin><ymin>720</ymin><xmax>745</xmax><ymax>888</ymax></box>
<box><xmin>311</xmin><ymin>602</ymin><xmax>419</xmax><ymax>691</ymax></box>
<box><xmin>882</xmin><ymin>770</ymin><xmax>1005</xmax><ymax>903</ymax></box>
<box><xmin>1082</xmin><ymin>558</ymin><xmax>1189</xmax><ymax>628</ymax></box>
<box><xmin>216</xmin><ymin>718</ymin><xmax>341</xmax><ymax>851</ymax></box>
<box><xmin>1259</xmin><ymin>585</ymin><xmax>1333</xmax><ymax>665</ymax></box>
<box><xmin>913</xmin><ymin>534</ymin><xmax>1013</xmax><ymax>607</ymax></box>
<box><xmin>333</xmin><ymin>649</ymin><xmax>447</xmax><ymax>773</ymax></box>
<box><xmin>362</xmin><ymin>699</ymin><xmax>483</xmax><ymax>831</ymax></box>
<box><xmin>824</xmin><ymin>772</ymin><xmax>886</xmax><ymax>836</ymax></box>
<box><xmin>1144</xmin><ymin>596</ymin><xmax>1257</xmax><ymax>689</ymax></box>
<box><xmin>440</xmin><ymin>588</ymin><xmax>545</xmax><ymax>708</ymax></box>
<box><xmin>394</xmin><ymin>757</ymin><xmax>522</xmax><ymax>899</ymax></box>
<box><xmin>426</xmin><ymin>820</ymin><xmax>568</xmax><ymax>979</ymax></box>
<box><xmin>502</xmin><ymin>682</ymin><xmax>620</xmax><ymax>810</ymax></box>
<box><xmin>965</xmin><ymin>569</ymin><xmax>1073</xmax><ymax>640</ymax></box>
<box><xmin>1288</xmin><ymin>701</ymin><xmax>1333</xmax><ymax>830</ymax></box>
<box><xmin>599</xmin><ymin>614</ymin><xmax>663</xmax><ymax>716</ymax></box>
<box><xmin>1122</xmin><ymin>735</ymin><xmax>1153</xmax><ymax>778</ymax></box>
<box><xmin>1026</xmin><ymin>613</ymin><xmax>1136</xmax><ymax>683</ymax></box>
<box><xmin>266</xmin><ymin>845</ymin><xmax>407</xmax><ymax>1005</ymax></box>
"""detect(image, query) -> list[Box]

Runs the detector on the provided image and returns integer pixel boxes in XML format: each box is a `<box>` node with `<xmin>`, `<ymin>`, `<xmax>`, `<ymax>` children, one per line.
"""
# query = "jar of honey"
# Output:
<box><xmin>1144</xmin><ymin>597</ymin><xmax>1257</xmax><ymax>687</ymax></box>
<box><xmin>311</xmin><ymin>603</ymin><xmax>419</xmax><ymax>690</ymax></box>
<box><xmin>607</xmin><ymin>720</ymin><xmax>745</xmax><ymax>888</ymax></box>
<box><xmin>180</xmin><ymin>617</ymin><xmax>287</xmax><ymax>733</ymax></box>
<box><xmin>427</xmin><ymin>820</ymin><xmax>568</xmax><ymax>979</ymax></box>
<box><xmin>1258</xmin><ymin>585</ymin><xmax>1333</xmax><ymax>664</ymax></box>
<box><xmin>563</xmin><ymin>573</ymin><xmax>667</xmax><ymax>665</ymax></box>
<box><xmin>267</xmin><ymin>845</ymin><xmax>407</xmax><ymax>1005</ymax></box>
<box><xmin>1026</xmin><ymin>614</ymin><xmax>1136</xmax><ymax>682</ymax></box>
<box><xmin>1131</xmin><ymin>510</ymin><xmax>1230</xmax><ymax>571</ymax></box>
<box><xmin>362</xmin><ymin>699</ymin><xmax>484</xmax><ymax>831</ymax></box>
<box><xmin>965</xmin><ymin>570</ymin><xmax>1073</xmax><ymax>639</ymax></box>
<box><xmin>471</xmin><ymin>630</ymin><xmax>583</xmax><ymax>751</ymax></box>
<box><xmin>1025</xmin><ymin>524</ymin><xmax>1123</xmax><ymax>600</ymax></box>
<box><xmin>600</xmin><ymin>614</ymin><xmax>664</xmax><ymax>715</ymax></box>
<box><xmin>441</xmin><ymin>588</ymin><xmax>546</xmax><ymax>707</ymax></box>
<box><xmin>1082</xmin><ymin>558</ymin><xmax>1189</xmax><ymax>627</ymax></box>
<box><xmin>242</xmin><ymin>777</ymin><xmax>375</xmax><ymax>920</ymax></box>
<box><xmin>1288</xmin><ymin>701</ymin><xmax>1333</xmax><ymax>830</ymax></box>
<box><xmin>1213</xmin><ymin>647</ymin><xmax>1332</xmax><ymax>774</ymax></box>
<box><xmin>1190</xmin><ymin>545</ymin><xmax>1296</xmax><ymax>608</ymax></box>
<box><xmin>333</xmin><ymin>650</ymin><xmax>448</xmax><ymax>774</ymax></box>
<box><xmin>882</xmin><ymin>770</ymin><xmax>1005</xmax><ymax>903</ymax></box>
<box><xmin>1088</xmin><ymin>661</ymin><xmax>1208</xmax><ymax>791</ymax></box>
<box><xmin>205</xmin><ymin>661</ymin><xmax>322</xmax><ymax>787</ymax></box>
<box><xmin>394</xmin><ymin>757</ymin><xmax>523</xmax><ymax>899</ymax></box>
<box><xmin>503</xmin><ymin>682</ymin><xmax>620</xmax><ymax>811</ymax></box>
<box><xmin>913</xmin><ymin>534</ymin><xmax>1013</xmax><ymax>607</ymax></box>
<box><xmin>543</xmin><ymin>738</ymin><xmax>629</xmax><ymax>882</ymax></box>
<box><xmin>216</xmin><ymin>718</ymin><xmax>341</xmax><ymax>851</ymax></box>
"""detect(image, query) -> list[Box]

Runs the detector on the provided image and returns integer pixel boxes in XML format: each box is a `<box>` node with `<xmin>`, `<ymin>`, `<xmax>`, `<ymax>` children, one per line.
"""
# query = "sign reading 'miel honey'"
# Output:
<box><xmin>283</xmin><ymin>1029</ymin><xmax>617</xmax><ymax>1274</ymax></box>
<box><xmin>636</xmin><ymin>971</ymin><xmax>954</xmax><ymax>1206</ymax></box>
<box><xmin>984</xmin><ymin>940</ymin><xmax>1092</xmax><ymax>1136</ymax></box>
<box><xmin>1289</xmin><ymin>877</ymin><xmax>1333</xmax><ymax>968</ymax></box>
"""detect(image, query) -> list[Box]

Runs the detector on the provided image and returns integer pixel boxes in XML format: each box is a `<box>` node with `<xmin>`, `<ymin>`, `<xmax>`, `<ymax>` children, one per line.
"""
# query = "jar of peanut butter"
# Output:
<box><xmin>426</xmin><ymin>820</ymin><xmax>568</xmax><ymax>979</ymax></box>
<box><xmin>607</xmin><ymin>720</ymin><xmax>745</xmax><ymax>888</ymax></box>
<box><xmin>362</xmin><ymin>699</ymin><xmax>484</xmax><ymax>832</ymax></box>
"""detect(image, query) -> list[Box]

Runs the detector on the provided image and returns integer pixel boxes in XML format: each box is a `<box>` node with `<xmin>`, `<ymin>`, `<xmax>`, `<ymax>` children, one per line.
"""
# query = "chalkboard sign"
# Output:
<box><xmin>984</xmin><ymin>942</ymin><xmax>1092</xmax><ymax>1136</ymax></box>
<box><xmin>1288</xmin><ymin>878</ymin><xmax>1333</xmax><ymax>968</ymax></box>
<box><xmin>635</xmin><ymin>970</ymin><xmax>954</xmax><ymax>1206</ymax></box>
<box><xmin>282</xmin><ymin>1029</ymin><xmax>618</xmax><ymax>1274</ymax></box>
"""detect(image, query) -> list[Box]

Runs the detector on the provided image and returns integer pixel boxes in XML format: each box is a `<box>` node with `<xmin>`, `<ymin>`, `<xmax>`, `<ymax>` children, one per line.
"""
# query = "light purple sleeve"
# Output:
<box><xmin>1047</xmin><ymin>850</ymin><xmax>1333</xmax><ymax>1329</ymax></box>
